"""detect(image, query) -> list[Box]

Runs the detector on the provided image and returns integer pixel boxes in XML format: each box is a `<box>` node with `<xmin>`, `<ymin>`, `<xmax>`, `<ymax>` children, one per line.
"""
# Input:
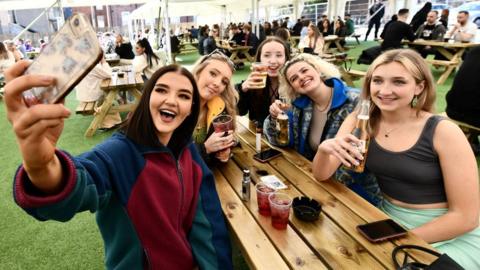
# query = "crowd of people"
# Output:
<box><xmin>2</xmin><ymin>4</ymin><xmax>480</xmax><ymax>269</ymax></box>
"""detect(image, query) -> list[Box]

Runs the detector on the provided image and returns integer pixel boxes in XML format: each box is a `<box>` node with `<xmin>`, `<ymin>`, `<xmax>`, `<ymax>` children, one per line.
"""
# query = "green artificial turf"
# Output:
<box><xmin>0</xmin><ymin>42</ymin><xmax>475</xmax><ymax>269</ymax></box>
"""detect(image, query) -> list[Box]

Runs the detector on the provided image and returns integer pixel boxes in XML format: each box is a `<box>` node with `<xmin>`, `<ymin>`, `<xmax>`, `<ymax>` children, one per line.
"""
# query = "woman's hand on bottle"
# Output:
<box><xmin>269</xmin><ymin>100</ymin><xmax>284</xmax><ymax>119</ymax></box>
<box><xmin>204</xmin><ymin>130</ymin><xmax>235</xmax><ymax>154</ymax></box>
<box><xmin>241</xmin><ymin>71</ymin><xmax>262</xmax><ymax>92</ymax></box>
<box><xmin>317</xmin><ymin>134</ymin><xmax>364</xmax><ymax>167</ymax></box>
<box><xmin>4</xmin><ymin>61</ymin><xmax>70</xmax><ymax>192</ymax></box>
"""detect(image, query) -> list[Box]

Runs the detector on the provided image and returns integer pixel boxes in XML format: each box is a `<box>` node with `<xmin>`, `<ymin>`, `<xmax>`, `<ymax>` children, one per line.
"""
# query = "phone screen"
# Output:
<box><xmin>357</xmin><ymin>219</ymin><xmax>407</xmax><ymax>242</ymax></box>
<box><xmin>253</xmin><ymin>149</ymin><xmax>282</xmax><ymax>162</ymax></box>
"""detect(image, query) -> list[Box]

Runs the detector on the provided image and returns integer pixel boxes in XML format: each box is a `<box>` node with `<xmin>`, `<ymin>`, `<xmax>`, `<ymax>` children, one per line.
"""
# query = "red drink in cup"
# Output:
<box><xmin>212</xmin><ymin>115</ymin><xmax>233</xmax><ymax>162</ymax></box>
<box><xmin>269</xmin><ymin>192</ymin><xmax>292</xmax><ymax>230</ymax></box>
<box><xmin>255</xmin><ymin>182</ymin><xmax>275</xmax><ymax>216</ymax></box>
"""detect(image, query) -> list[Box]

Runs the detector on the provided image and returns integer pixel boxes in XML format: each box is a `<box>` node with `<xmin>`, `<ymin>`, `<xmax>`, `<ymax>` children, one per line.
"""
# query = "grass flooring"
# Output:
<box><xmin>0</xmin><ymin>40</ymin><xmax>474</xmax><ymax>269</ymax></box>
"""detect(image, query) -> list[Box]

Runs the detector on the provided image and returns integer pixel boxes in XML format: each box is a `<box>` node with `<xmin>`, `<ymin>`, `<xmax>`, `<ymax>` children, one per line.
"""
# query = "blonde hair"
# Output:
<box><xmin>279</xmin><ymin>53</ymin><xmax>341</xmax><ymax>101</ymax></box>
<box><xmin>192</xmin><ymin>54</ymin><xmax>239</xmax><ymax>129</ymax></box>
<box><xmin>362</xmin><ymin>49</ymin><xmax>436</xmax><ymax>134</ymax></box>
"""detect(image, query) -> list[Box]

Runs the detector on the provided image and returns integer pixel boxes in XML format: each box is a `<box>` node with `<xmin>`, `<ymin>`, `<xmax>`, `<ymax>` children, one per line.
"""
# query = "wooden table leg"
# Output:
<box><xmin>437</xmin><ymin>65</ymin><xmax>456</xmax><ymax>85</ymax></box>
<box><xmin>84</xmin><ymin>90</ymin><xmax>116</xmax><ymax>137</ymax></box>
<box><xmin>335</xmin><ymin>40</ymin><xmax>345</xmax><ymax>52</ymax></box>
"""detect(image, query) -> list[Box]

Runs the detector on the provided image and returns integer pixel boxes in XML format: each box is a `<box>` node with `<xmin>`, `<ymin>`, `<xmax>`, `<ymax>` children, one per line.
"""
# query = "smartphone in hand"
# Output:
<box><xmin>357</xmin><ymin>219</ymin><xmax>408</xmax><ymax>243</ymax></box>
<box><xmin>23</xmin><ymin>13</ymin><xmax>103</xmax><ymax>106</ymax></box>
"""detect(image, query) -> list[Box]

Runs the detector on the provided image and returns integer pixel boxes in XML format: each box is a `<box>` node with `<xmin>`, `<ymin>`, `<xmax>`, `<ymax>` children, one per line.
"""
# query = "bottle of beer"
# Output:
<box><xmin>242</xmin><ymin>169</ymin><xmax>251</xmax><ymax>201</ymax></box>
<box><xmin>350</xmin><ymin>99</ymin><xmax>371</xmax><ymax>173</ymax></box>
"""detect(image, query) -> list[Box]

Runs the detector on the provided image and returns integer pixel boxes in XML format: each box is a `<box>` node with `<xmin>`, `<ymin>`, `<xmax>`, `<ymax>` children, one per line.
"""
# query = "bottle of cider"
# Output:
<box><xmin>350</xmin><ymin>99</ymin><xmax>370</xmax><ymax>173</ymax></box>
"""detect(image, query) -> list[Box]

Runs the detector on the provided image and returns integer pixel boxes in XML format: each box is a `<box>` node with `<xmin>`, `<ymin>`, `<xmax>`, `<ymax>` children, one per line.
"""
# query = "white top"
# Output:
<box><xmin>132</xmin><ymin>52</ymin><xmax>166</xmax><ymax>80</ymax></box>
<box><xmin>446</xmin><ymin>22</ymin><xmax>477</xmax><ymax>42</ymax></box>
<box><xmin>75</xmin><ymin>62</ymin><xmax>112</xmax><ymax>102</ymax></box>
<box><xmin>0</xmin><ymin>51</ymin><xmax>15</xmax><ymax>74</ymax></box>
<box><xmin>300</xmin><ymin>36</ymin><xmax>324</xmax><ymax>55</ymax></box>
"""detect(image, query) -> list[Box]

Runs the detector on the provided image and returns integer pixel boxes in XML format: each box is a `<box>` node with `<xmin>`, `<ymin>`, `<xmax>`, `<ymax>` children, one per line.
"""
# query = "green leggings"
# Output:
<box><xmin>381</xmin><ymin>199</ymin><xmax>480</xmax><ymax>269</ymax></box>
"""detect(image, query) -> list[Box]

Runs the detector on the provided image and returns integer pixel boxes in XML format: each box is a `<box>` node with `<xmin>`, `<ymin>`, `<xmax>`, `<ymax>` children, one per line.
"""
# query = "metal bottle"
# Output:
<box><xmin>242</xmin><ymin>169</ymin><xmax>251</xmax><ymax>201</ymax></box>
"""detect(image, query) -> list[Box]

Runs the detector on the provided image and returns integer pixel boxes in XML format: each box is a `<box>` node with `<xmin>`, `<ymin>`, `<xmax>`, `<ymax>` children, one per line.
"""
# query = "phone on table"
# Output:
<box><xmin>253</xmin><ymin>148</ymin><xmax>282</xmax><ymax>163</ymax></box>
<box><xmin>22</xmin><ymin>13</ymin><xmax>103</xmax><ymax>106</ymax></box>
<box><xmin>357</xmin><ymin>219</ymin><xmax>408</xmax><ymax>243</ymax></box>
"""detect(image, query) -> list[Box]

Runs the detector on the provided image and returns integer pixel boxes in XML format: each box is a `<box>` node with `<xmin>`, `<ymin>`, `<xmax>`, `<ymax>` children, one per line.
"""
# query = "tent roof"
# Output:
<box><xmin>0</xmin><ymin>0</ymin><xmax>149</xmax><ymax>11</ymax></box>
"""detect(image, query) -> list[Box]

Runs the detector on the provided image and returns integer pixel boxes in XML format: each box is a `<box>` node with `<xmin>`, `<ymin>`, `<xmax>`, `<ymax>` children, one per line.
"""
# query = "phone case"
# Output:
<box><xmin>23</xmin><ymin>13</ymin><xmax>103</xmax><ymax>106</ymax></box>
<box><xmin>357</xmin><ymin>219</ymin><xmax>408</xmax><ymax>243</ymax></box>
<box><xmin>253</xmin><ymin>149</ymin><xmax>282</xmax><ymax>163</ymax></box>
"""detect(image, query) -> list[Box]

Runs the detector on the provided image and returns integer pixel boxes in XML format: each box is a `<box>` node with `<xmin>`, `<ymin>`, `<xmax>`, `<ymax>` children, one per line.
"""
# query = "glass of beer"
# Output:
<box><xmin>250</xmin><ymin>62</ymin><xmax>268</xmax><ymax>89</ymax></box>
<box><xmin>276</xmin><ymin>96</ymin><xmax>290</xmax><ymax>145</ymax></box>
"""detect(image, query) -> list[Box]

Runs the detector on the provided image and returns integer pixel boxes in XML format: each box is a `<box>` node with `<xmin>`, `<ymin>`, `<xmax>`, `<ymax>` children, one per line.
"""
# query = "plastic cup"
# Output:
<box><xmin>255</xmin><ymin>182</ymin><xmax>275</xmax><ymax>216</ymax></box>
<box><xmin>250</xmin><ymin>62</ymin><xmax>268</xmax><ymax>89</ymax></box>
<box><xmin>212</xmin><ymin>115</ymin><xmax>233</xmax><ymax>161</ymax></box>
<box><xmin>268</xmin><ymin>192</ymin><xmax>292</xmax><ymax>230</ymax></box>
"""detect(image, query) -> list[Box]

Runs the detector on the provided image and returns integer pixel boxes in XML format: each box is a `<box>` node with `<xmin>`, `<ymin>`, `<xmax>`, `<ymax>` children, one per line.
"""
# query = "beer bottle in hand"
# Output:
<box><xmin>350</xmin><ymin>99</ymin><xmax>370</xmax><ymax>173</ymax></box>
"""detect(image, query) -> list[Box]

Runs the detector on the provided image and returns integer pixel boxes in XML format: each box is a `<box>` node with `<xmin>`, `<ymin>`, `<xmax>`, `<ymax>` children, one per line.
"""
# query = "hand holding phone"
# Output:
<box><xmin>253</xmin><ymin>148</ymin><xmax>282</xmax><ymax>163</ymax></box>
<box><xmin>22</xmin><ymin>13</ymin><xmax>103</xmax><ymax>106</ymax></box>
<box><xmin>357</xmin><ymin>219</ymin><xmax>408</xmax><ymax>243</ymax></box>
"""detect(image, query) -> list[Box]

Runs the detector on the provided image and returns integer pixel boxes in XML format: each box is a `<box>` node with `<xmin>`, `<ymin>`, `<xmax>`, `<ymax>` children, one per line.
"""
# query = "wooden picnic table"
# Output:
<box><xmin>403</xmin><ymin>39</ymin><xmax>479</xmax><ymax>85</ymax></box>
<box><xmin>84</xmin><ymin>65</ymin><xmax>144</xmax><ymax>137</ymax></box>
<box><xmin>213</xmin><ymin>115</ymin><xmax>438</xmax><ymax>269</ymax></box>
<box><xmin>323</xmin><ymin>35</ymin><xmax>346</xmax><ymax>53</ymax></box>
<box><xmin>216</xmin><ymin>41</ymin><xmax>254</xmax><ymax>63</ymax></box>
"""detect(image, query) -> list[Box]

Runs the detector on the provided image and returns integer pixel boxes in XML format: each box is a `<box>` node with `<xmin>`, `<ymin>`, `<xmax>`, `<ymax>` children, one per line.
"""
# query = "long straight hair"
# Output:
<box><xmin>0</xmin><ymin>42</ymin><xmax>8</xmax><ymax>59</ymax></box>
<box><xmin>137</xmin><ymin>38</ymin><xmax>160</xmax><ymax>68</ymax></box>
<box><xmin>122</xmin><ymin>65</ymin><xmax>200</xmax><ymax>155</ymax></box>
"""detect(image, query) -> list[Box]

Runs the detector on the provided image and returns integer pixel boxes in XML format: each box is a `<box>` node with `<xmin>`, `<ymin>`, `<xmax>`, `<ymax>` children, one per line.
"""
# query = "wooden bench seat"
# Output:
<box><xmin>341</xmin><ymin>69</ymin><xmax>366</xmax><ymax>87</ymax></box>
<box><xmin>76</xmin><ymin>101</ymin><xmax>96</xmax><ymax>115</ymax></box>
<box><xmin>426</xmin><ymin>59</ymin><xmax>459</xmax><ymax>66</ymax></box>
<box><xmin>440</xmin><ymin>112</ymin><xmax>480</xmax><ymax>143</ymax></box>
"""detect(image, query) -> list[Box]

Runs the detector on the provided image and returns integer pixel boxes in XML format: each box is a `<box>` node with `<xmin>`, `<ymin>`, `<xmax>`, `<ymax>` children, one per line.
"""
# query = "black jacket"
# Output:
<box><xmin>446</xmin><ymin>46</ymin><xmax>480</xmax><ymax>127</ymax></box>
<box><xmin>115</xmin><ymin>43</ymin><xmax>134</xmax><ymax>59</ymax></box>
<box><xmin>235</xmin><ymin>77</ymin><xmax>276</xmax><ymax>125</ymax></box>
<box><xmin>415</xmin><ymin>22</ymin><xmax>446</xmax><ymax>41</ymax></box>
<box><xmin>381</xmin><ymin>21</ymin><xmax>415</xmax><ymax>51</ymax></box>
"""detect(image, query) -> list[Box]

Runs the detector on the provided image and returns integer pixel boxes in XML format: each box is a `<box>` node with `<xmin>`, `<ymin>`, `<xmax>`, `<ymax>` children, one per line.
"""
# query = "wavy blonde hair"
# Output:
<box><xmin>362</xmin><ymin>49</ymin><xmax>436</xmax><ymax>134</ymax></box>
<box><xmin>192</xmin><ymin>53</ymin><xmax>239</xmax><ymax>129</ymax></box>
<box><xmin>279</xmin><ymin>53</ymin><xmax>341</xmax><ymax>101</ymax></box>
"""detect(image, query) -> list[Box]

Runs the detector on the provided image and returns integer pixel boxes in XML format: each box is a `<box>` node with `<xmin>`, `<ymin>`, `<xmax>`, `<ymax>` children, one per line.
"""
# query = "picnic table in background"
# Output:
<box><xmin>323</xmin><ymin>35</ymin><xmax>346</xmax><ymax>53</ymax></box>
<box><xmin>403</xmin><ymin>40</ymin><xmax>479</xmax><ymax>85</ymax></box>
<box><xmin>323</xmin><ymin>54</ymin><xmax>366</xmax><ymax>87</ymax></box>
<box><xmin>216</xmin><ymin>40</ymin><xmax>254</xmax><ymax>63</ymax></box>
<box><xmin>213</xmin><ymin>115</ymin><xmax>438</xmax><ymax>269</ymax></box>
<box><xmin>290</xmin><ymin>36</ymin><xmax>301</xmax><ymax>48</ymax></box>
<box><xmin>84</xmin><ymin>65</ymin><xmax>143</xmax><ymax>137</ymax></box>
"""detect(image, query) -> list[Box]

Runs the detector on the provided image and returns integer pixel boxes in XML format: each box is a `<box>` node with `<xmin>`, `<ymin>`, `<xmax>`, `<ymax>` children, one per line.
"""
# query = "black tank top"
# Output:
<box><xmin>366</xmin><ymin>115</ymin><xmax>447</xmax><ymax>204</ymax></box>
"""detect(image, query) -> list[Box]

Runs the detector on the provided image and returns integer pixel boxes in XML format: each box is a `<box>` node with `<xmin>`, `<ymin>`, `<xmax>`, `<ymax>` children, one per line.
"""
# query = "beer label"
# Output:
<box><xmin>357</xmin><ymin>140</ymin><xmax>367</xmax><ymax>153</ymax></box>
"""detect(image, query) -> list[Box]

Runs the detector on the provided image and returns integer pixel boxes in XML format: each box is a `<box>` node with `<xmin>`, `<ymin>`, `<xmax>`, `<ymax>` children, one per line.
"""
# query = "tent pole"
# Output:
<box><xmin>14</xmin><ymin>0</ymin><xmax>60</xmax><ymax>41</ymax></box>
<box><xmin>157</xmin><ymin>2</ymin><xmax>162</xmax><ymax>49</ymax></box>
<box><xmin>164</xmin><ymin>0</ymin><xmax>172</xmax><ymax>64</ymax></box>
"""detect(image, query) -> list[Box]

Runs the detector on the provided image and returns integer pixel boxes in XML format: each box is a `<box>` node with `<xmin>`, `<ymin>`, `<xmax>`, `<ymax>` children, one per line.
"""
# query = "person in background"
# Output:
<box><xmin>414</xmin><ymin>11</ymin><xmax>446</xmax><ymax>58</ymax></box>
<box><xmin>344</xmin><ymin>14</ymin><xmax>355</xmax><ymax>36</ymax></box>
<box><xmin>446</xmin><ymin>46</ymin><xmax>480</xmax><ymax>154</ymax></box>
<box><xmin>4</xmin><ymin>62</ymin><xmax>233</xmax><ymax>269</ymax></box>
<box><xmin>313</xmin><ymin>49</ymin><xmax>480</xmax><ymax>269</ymax></box>
<box><xmin>39</xmin><ymin>39</ymin><xmax>47</xmax><ymax>52</ymax></box>
<box><xmin>114</xmin><ymin>34</ymin><xmax>135</xmax><ymax>60</ymax></box>
<box><xmin>381</xmin><ymin>9</ymin><xmax>415</xmax><ymax>51</ymax></box>
<box><xmin>197</xmin><ymin>26</ymin><xmax>208</xmax><ymax>55</ymax></box>
<box><xmin>272</xmin><ymin>20</ymin><xmax>280</xmax><ymax>35</ymax></box>
<box><xmin>16</xmin><ymin>39</ymin><xmax>27</xmax><ymax>58</ymax></box>
<box><xmin>274</xmin><ymin>28</ymin><xmax>292</xmax><ymax>54</ymax></box>
<box><xmin>334</xmin><ymin>19</ymin><xmax>348</xmax><ymax>47</ymax></box>
<box><xmin>300</xmin><ymin>19</ymin><xmax>311</xmax><ymax>40</ymax></box>
<box><xmin>0</xmin><ymin>42</ymin><xmax>15</xmax><ymax>75</ymax></box>
<box><xmin>229</xmin><ymin>24</ymin><xmax>244</xmax><ymax>45</ymax></box>
<box><xmin>102</xmin><ymin>33</ymin><xmax>115</xmax><ymax>54</ymax></box>
<box><xmin>380</xmin><ymin>15</ymin><xmax>398</xmax><ymax>39</ymax></box>
<box><xmin>133</xmin><ymin>38</ymin><xmax>165</xmax><ymax>80</ymax></box>
<box><xmin>24</xmin><ymin>39</ymin><xmax>33</xmax><ymax>52</ymax></box>
<box><xmin>75</xmin><ymin>57</ymin><xmax>121</xmax><ymax>129</ymax></box>
<box><xmin>236</xmin><ymin>37</ymin><xmax>290</xmax><ymax>126</ymax></box>
<box><xmin>439</xmin><ymin>9</ymin><xmax>449</xmax><ymax>28</ymax></box>
<box><xmin>320</xmin><ymin>19</ymin><xmax>333</xmax><ymax>37</ymax></box>
<box><xmin>264</xmin><ymin>22</ymin><xmax>273</xmax><ymax>36</ymax></box>
<box><xmin>203</xmin><ymin>29</ymin><xmax>217</xmax><ymax>55</ymax></box>
<box><xmin>242</xmin><ymin>24</ymin><xmax>260</xmax><ymax>56</ymax></box>
<box><xmin>409</xmin><ymin>1</ymin><xmax>432</xmax><ymax>34</ymax></box>
<box><xmin>365</xmin><ymin>0</ymin><xmax>385</xmax><ymax>41</ymax></box>
<box><xmin>293</xmin><ymin>18</ymin><xmax>303</xmax><ymax>36</ymax></box>
<box><xmin>192</xmin><ymin>50</ymin><xmax>238</xmax><ymax>164</ymax></box>
<box><xmin>301</xmin><ymin>24</ymin><xmax>324</xmax><ymax>55</ymax></box>
<box><xmin>4</xmin><ymin>40</ymin><xmax>23</xmax><ymax>61</ymax></box>
<box><xmin>445</xmin><ymin>11</ymin><xmax>477</xmax><ymax>42</ymax></box>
